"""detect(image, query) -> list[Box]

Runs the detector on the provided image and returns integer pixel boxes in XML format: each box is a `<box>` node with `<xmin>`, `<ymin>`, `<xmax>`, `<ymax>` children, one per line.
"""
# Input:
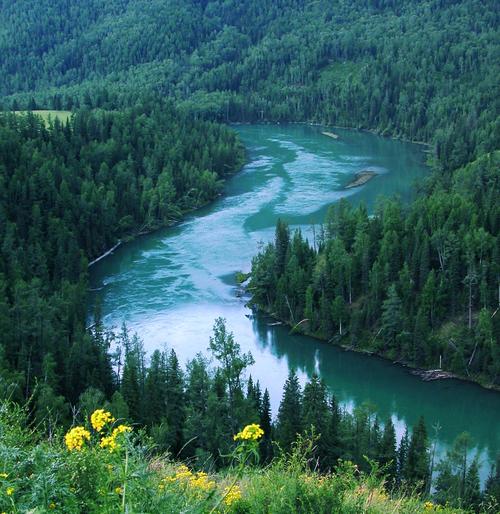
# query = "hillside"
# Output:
<box><xmin>1</xmin><ymin>0</ymin><xmax>498</xmax><ymax>171</ymax></box>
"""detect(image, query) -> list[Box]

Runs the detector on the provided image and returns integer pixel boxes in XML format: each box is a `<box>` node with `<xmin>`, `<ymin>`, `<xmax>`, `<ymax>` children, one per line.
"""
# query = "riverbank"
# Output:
<box><xmin>249</xmin><ymin>303</ymin><xmax>500</xmax><ymax>393</ymax></box>
<box><xmin>86</xmin><ymin>154</ymin><xmax>246</xmax><ymax>270</ymax></box>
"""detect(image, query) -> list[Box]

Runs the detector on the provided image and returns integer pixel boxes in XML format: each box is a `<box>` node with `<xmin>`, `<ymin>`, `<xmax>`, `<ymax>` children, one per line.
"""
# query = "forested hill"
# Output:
<box><xmin>1</xmin><ymin>0</ymin><xmax>498</xmax><ymax>171</ymax></box>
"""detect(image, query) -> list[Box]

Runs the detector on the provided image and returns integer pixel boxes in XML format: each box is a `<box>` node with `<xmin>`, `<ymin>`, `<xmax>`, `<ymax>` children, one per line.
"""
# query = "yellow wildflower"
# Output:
<box><xmin>99</xmin><ymin>424</ymin><xmax>132</xmax><ymax>452</ymax></box>
<box><xmin>115</xmin><ymin>487</ymin><xmax>123</xmax><ymax>495</ymax></box>
<box><xmin>49</xmin><ymin>502</ymin><xmax>56</xmax><ymax>509</ymax></box>
<box><xmin>113</xmin><ymin>424</ymin><xmax>132</xmax><ymax>436</ymax></box>
<box><xmin>100</xmin><ymin>435</ymin><xmax>117</xmax><ymax>452</ymax></box>
<box><xmin>6</xmin><ymin>487</ymin><xmax>14</xmax><ymax>496</ymax></box>
<box><xmin>90</xmin><ymin>409</ymin><xmax>115</xmax><ymax>432</ymax></box>
<box><xmin>223</xmin><ymin>485</ymin><xmax>242</xmax><ymax>506</ymax></box>
<box><xmin>0</xmin><ymin>473</ymin><xmax>7</xmax><ymax>479</ymax></box>
<box><xmin>424</xmin><ymin>501</ymin><xmax>435</xmax><ymax>511</ymax></box>
<box><xmin>65</xmin><ymin>426</ymin><xmax>91</xmax><ymax>451</ymax></box>
<box><xmin>233</xmin><ymin>423</ymin><xmax>264</xmax><ymax>442</ymax></box>
<box><xmin>189</xmin><ymin>471</ymin><xmax>216</xmax><ymax>494</ymax></box>
<box><xmin>163</xmin><ymin>464</ymin><xmax>193</xmax><ymax>484</ymax></box>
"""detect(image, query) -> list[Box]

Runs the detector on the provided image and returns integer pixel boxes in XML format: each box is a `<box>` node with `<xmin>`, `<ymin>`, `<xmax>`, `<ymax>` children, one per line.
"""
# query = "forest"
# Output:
<box><xmin>249</xmin><ymin>151</ymin><xmax>499</xmax><ymax>385</ymax></box>
<box><xmin>0</xmin><ymin>102</ymin><xmax>244</xmax><ymax>405</ymax></box>
<box><xmin>0</xmin><ymin>0</ymin><xmax>499</xmax><ymax>512</ymax></box>
<box><xmin>1</xmin><ymin>0</ymin><xmax>498</xmax><ymax>172</ymax></box>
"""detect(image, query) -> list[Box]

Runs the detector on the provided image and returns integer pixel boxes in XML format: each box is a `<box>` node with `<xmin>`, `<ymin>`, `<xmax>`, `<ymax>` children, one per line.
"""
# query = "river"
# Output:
<box><xmin>89</xmin><ymin>124</ymin><xmax>500</xmax><ymax>482</ymax></box>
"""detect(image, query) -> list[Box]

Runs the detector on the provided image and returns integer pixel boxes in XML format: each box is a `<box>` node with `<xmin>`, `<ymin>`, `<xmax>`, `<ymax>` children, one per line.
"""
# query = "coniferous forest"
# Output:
<box><xmin>0</xmin><ymin>0</ymin><xmax>499</xmax><ymax>512</ymax></box>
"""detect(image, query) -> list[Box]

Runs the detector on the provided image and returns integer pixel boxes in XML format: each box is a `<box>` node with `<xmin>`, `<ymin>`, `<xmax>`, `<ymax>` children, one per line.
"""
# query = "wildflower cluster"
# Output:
<box><xmin>223</xmin><ymin>485</ymin><xmax>242</xmax><ymax>506</ymax></box>
<box><xmin>424</xmin><ymin>501</ymin><xmax>443</xmax><ymax>511</ymax></box>
<box><xmin>160</xmin><ymin>465</ymin><xmax>216</xmax><ymax>497</ymax></box>
<box><xmin>65</xmin><ymin>426</ymin><xmax>91</xmax><ymax>451</ymax></box>
<box><xmin>90</xmin><ymin>409</ymin><xmax>115</xmax><ymax>432</ymax></box>
<box><xmin>301</xmin><ymin>473</ymin><xmax>329</xmax><ymax>488</ymax></box>
<box><xmin>64</xmin><ymin>410</ymin><xmax>132</xmax><ymax>454</ymax></box>
<box><xmin>100</xmin><ymin>424</ymin><xmax>132</xmax><ymax>452</ymax></box>
<box><xmin>233</xmin><ymin>423</ymin><xmax>264</xmax><ymax>442</ymax></box>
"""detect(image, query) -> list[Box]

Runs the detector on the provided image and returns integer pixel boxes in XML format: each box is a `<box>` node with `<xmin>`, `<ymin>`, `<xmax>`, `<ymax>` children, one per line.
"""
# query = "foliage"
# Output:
<box><xmin>1</xmin><ymin>1</ymin><xmax>498</xmax><ymax>173</ymax></box>
<box><xmin>0</xmin><ymin>401</ymin><xmax>470</xmax><ymax>514</ymax></box>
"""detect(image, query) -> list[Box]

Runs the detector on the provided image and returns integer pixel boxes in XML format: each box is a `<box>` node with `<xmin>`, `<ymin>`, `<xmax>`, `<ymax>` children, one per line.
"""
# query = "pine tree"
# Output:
<box><xmin>379</xmin><ymin>417</ymin><xmax>397</xmax><ymax>486</ymax></box>
<box><xmin>381</xmin><ymin>284</ymin><xmax>403</xmax><ymax>350</ymax></box>
<box><xmin>276</xmin><ymin>370</ymin><xmax>303</xmax><ymax>451</ymax></box>
<box><xmin>274</xmin><ymin>219</ymin><xmax>290</xmax><ymax>276</ymax></box>
<box><xmin>259</xmin><ymin>389</ymin><xmax>273</xmax><ymax>463</ymax></box>
<box><xmin>406</xmin><ymin>416</ymin><xmax>430</xmax><ymax>492</ymax></box>
<box><xmin>302</xmin><ymin>375</ymin><xmax>329</xmax><ymax>467</ymax></box>
<box><xmin>325</xmin><ymin>395</ymin><xmax>342</xmax><ymax>469</ymax></box>
<box><xmin>397</xmin><ymin>428</ymin><xmax>410</xmax><ymax>486</ymax></box>
<box><xmin>183</xmin><ymin>355</ymin><xmax>211</xmax><ymax>459</ymax></box>
<box><xmin>464</xmin><ymin>458</ymin><xmax>481</xmax><ymax>510</ymax></box>
<box><xmin>144</xmin><ymin>350</ymin><xmax>167</xmax><ymax>425</ymax></box>
<box><xmin>120</xmin><ymin>336</ymin><xmax>144</xmax><ymax>423</ymax></box>
<box><xmin>165</xmin><ymin>349</ymin><xmax>185</xmax><ymax>456</ymax></box>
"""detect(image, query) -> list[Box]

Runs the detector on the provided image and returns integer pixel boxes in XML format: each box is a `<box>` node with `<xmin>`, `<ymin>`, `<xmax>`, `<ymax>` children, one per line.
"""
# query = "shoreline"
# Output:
<box><xmin>88</xmin><ymin>240</ymin><xmax>122</xmax><ymax>267</ymax></box>
<box><xmin>86</xmin><ymin>151</ymin><xmax>246</xmax><ymax>270</ymax></box>
<box><xmin>236</xmin><ymin>120</ymin><xmax>433</xmax><ymax>149</ymax></box>
<box><xmin>250</xmin><ymin>304</ymin><xmax>500</xmax><ymax>393</ymax></box>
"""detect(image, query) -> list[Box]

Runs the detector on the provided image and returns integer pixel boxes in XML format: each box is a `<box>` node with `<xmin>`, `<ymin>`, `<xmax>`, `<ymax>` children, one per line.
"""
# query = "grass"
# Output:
<box><xmin>13</xmin><ymin>110</ymin><xmax>72</xmax><ymax>124</ymax></box>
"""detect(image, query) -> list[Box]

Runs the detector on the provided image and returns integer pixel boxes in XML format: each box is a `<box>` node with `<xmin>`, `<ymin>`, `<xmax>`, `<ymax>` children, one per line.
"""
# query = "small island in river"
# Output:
<box><xmin>344</xmin><ymin>170</ymin><xmax>377</xmax><ymax>189</ymax></box>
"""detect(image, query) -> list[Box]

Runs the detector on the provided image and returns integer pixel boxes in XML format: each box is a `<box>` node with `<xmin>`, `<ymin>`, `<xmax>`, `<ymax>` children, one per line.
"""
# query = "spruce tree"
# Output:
<box><xmin>397</xmin><ymin>428</ymin><xmax>410</xmax><ymax>486</ymax></box>
<box><xmin>274</xmin><ymin>219</ymin><xmax>290</xmax><ymax>276</ymax></box>
<box><xmin>259</xmin><ymin>389</ymin><xmax>273</xmax><ymax>463</ymax></box>
<box><xmin>276</xmin><ymin>370</ymin><xmax>303</xmax><ymax>451</ymax></box>
<box><xmin>379</xmin><ymin>417</ymin><xmax>397</xmax><ymax>486</ymax></box>
<box><xmin>406</xmin><ymin>416</ymin><xmax>430</xmax><ymax>492</ymax></box>
<box><xmin>381</xmin><ymin>284</ymin><xmax>403</xmax><ymax>350</ymax></box>
<box><xmin>302</xmin><ymin>375</ymin><xmax>329</xmax><ymax>466</ymax></box>
<box><xmin>165</xmin><ymin>349</ymin><xmax>185</xmax><ymax>456</ymax></box>
<box><xmin>325</xmin><ymin>394</ymin><xmax>342</xmax><ymax>469</ymax></box>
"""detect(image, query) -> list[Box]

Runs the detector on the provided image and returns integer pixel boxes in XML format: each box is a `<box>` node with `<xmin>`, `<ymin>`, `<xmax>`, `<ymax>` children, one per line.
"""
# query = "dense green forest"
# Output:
<box><xmin>0</xmin><ymin>103</ymin><xmax>244</xmax><ymax>405</ymax></box>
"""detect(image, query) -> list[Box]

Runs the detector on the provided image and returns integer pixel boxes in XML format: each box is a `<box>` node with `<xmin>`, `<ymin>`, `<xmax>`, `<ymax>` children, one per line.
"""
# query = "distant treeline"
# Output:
<box><xmin>1</xmin><ymin>0</ymin><xmax>498</xmax><ymax>172</ymax></box>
